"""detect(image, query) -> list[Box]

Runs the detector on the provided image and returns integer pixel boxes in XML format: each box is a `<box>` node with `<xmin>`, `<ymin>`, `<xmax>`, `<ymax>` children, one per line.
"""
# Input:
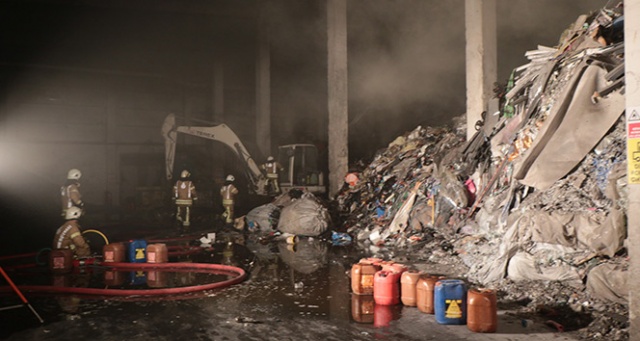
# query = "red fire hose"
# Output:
<box><xmin>0</xmin><ymin>262</ymin><xmax>246</xmax><ymax>297</ymax></box>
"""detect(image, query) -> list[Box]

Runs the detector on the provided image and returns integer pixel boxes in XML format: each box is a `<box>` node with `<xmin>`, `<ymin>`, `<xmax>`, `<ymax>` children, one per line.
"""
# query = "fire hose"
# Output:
<box><xmin>0</xmin><ymin>262</ymin><xmax>246</xmax><ymax>297</ymax></box>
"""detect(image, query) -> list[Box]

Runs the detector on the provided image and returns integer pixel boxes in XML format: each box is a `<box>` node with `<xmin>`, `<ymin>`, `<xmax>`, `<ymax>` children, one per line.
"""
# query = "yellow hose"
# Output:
<box><xmin>82</xmin><ymin>229</ymin><xmax>110</xmax><ymax>245</ymax></box>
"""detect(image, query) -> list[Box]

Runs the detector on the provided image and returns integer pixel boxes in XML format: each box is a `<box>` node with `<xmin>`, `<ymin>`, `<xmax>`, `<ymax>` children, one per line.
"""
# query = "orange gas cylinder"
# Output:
<box><xmin>400</xmin><ymin>270</ymin><xmax>421</xmax><ymax>306</ymax></box>
<box><xmin>103</xmin><ymin>242</ymin><xmax>126</xmax><ymax>263</ymax></box>
<box><xmin>49</xmin><ymin>249</ymin><xmax>73</xmax><ymax>273</ymax></box>
<box><xmin>467</xmin><ymin>288</ymin><xmax>497</xmax><ymax>333</ymax></box>
<box><xmin>373</xmin><ymin>270</ymin><xmax>401</xmax><ymax>305</ymax></box>
<box><xmin>146</xmin><ymin>243</ymin><xmax>168</xmax><ymax>263</ymax></box>
<box><xmin>351</xmin><ymin>293</ymin><xmax>375</xmax><ymax>323</ymax></box>
<box><xmin>416</xmin><ymin>274</ymin><xmax>446</xmax><ymax>314</ymax></box>
<box><xmin>351</xmin><ymin>262</ymin><xmax>380</xmax><ymax>295</ymax></box>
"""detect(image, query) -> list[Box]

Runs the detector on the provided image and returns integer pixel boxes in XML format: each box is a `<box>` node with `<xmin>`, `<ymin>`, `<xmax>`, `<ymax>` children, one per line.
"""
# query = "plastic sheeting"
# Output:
<box><xmin>586</xmin><ymin>262</ymin><xmax>628</xmax><ymax>305</ymax></box>
<box><xmin>507</xmin><ymin>251</ymin><xmax>582</xmax><ymax>286</ymax></box>
<box><xmin>517</xmin><ymin>63</ymin><xmax>626</xmax><ymax>190</ymax></box>
<box><xmin>246</xmin><ymin>203</ymin><xmax>280</xmax><ymax>232</ymax></box>
<box><xmin>277</xmin><ymin>195</ymin><xmax>331</xmax><ymax>237</ymax></box>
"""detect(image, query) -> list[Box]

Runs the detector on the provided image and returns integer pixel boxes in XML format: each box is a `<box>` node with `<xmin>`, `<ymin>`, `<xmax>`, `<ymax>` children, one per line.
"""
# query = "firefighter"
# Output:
<box><xmin>60</xmin><ymin>168</ymin><xmax>83</xmax><ymax>218</ymax></box>
<box><xmin>53</xmin><ymin>206</ymin><xmax>91</xmax><ymax>259</ymax></box>
<box><xmin>261</xmin><ymin>156</ymin><xmax>283</xmax><ymax>195</ymax></box>
<box><xmin>220</xmin><ymin>174</ymin><xmax>239</xmax><ymax>225</ymax></box>
<box><xmin>173</xmin><ymin>169</ymin><xmax>198</xmax><ymax>228</ymax></box>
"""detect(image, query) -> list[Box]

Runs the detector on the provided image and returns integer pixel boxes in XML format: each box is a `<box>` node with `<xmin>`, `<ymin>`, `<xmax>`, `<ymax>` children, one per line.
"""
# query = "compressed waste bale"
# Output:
<box><xmin>277</xmin><ymin>195</ymin><xmax>330</xmax><ymax>236</ymax></box>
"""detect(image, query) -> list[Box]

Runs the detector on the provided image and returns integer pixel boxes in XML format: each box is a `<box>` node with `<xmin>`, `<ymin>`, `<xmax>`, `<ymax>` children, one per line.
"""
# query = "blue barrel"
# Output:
<box><xmin>434</xmin><ymin>279</ymin><xmax>467</xmax><ymax>325</ymax></box>
<box><xmin>128</xmin><ymin>239</ymin><xmax>147</xmax><ymax>263</ymax></box>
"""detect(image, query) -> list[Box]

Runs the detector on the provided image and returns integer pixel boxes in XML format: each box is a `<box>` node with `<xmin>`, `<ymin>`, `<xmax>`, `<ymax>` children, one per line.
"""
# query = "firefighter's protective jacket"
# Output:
<box><xmin>261</xmin><ymin>161</ymin><xmax>283</xmax><ymax>179</ymax></box>
<box><xmin>220</xmin><ymin>184</ymin><xmax>238</xmax><ymax>202</ymax></box>
<box><xmin>174</xmin><ymin>180</ymin><xmax>197</xmax><ymax>206</ymax></box>
<box><xmin>61</xmin><ymin>182</ymin><xmax>82</xmax><ymax>213</ymax></box>
<box><xmin>53</xmin><ymin>219</ymin><xmax>90</xmax><ymax>258</ymax></box>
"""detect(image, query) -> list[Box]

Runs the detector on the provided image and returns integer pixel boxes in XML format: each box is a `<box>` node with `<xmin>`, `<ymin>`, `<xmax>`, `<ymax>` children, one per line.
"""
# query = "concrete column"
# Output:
<box><xmin>212</xmin><ymin>60</ymin><xmax>224</xmax><ymax>122</ymax></box>
<box><xmin>465</xmin><ymin>0</ymin><xmax>497</xmax><ymax>140</ymax></box>
<box><xmin>626</xmin><ymin>1</ymin><xmax>640</xmax><ymax>338</ymax></box>
<box><xmin>327</xmin><ymin>0</ymin><xmax>348</xmax><ymax>198</ymax></box>
<box><xmin>105</xmin><ymin>87</ymin><xmax>119</xmax><ymax>207</ymax></box>
<box><xmin>256</xmin><ymin>2</ymin><xmax>271</xmax><ymax>158</ymax></box>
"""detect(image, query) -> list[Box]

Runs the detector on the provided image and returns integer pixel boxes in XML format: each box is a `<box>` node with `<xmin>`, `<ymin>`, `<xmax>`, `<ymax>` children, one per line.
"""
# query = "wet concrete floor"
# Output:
<box><xmin>1</xmin><ymin>225</ymin><xmax>581</xmax><ymax>341</ymax></box>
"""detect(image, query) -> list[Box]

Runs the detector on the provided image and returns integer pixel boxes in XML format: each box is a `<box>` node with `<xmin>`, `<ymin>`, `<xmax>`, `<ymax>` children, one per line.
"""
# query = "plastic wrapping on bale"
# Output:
<box><xmin>246</xmin><ymin>203</ymin><xmax>280</xmax><ymax>232</ymax></box>
<box><xmin>278</xmin><ymin>195</ymin><xmax>331</xmax><ymax>237</ymax></box>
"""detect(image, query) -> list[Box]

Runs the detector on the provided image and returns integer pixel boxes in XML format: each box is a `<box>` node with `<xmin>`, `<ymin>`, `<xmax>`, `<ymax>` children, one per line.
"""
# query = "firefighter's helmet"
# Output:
<box><xmin>181</xmin><ymin>170</ymin><xmax>190</xmax><ymax>178</ymax></box>
<box><xmin>226</xmin><ymin>175</ymin><xmax>235</xmax><ymax>182</ymax></box>
<box><xmin>65</xmin><ymin>206</ymin><xmax>83</xmax><ymax>220</ymax></box>
<box><xmin>67</xmin><ymin>169</ymin><xmax>82</xmax><ymax>180</ymax></box>
<box><xmin>267</xmin><ymin>156</ymin><xmax>274</xmax><ymax>162</ymax></box>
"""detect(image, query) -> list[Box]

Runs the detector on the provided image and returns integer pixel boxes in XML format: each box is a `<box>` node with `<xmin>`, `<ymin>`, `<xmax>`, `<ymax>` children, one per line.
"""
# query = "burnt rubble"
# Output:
<box><xmin>335</xmin><ymin>2</ymin><xmax>628</xmax><ymax>339</ymax></box>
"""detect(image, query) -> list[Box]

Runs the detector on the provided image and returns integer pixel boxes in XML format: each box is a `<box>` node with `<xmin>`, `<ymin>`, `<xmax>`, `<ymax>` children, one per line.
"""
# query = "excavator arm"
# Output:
<box><xmin>162</xmin><ymin>114</ymin><xmax>267</xmax><ymax>195</ymax></box>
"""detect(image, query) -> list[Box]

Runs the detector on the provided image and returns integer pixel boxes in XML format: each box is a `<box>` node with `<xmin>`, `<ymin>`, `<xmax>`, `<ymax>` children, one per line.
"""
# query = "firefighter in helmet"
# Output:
<box><xmin>53</xmin><ymin>206</ymin><xmax>91</xmax><ymax>259</ymax></box>
<box><xmin>173</xmin><ymin>169</ymin><xmax>198</xmax><ymax>228</ymax></box>
<box><xmin>220</xmin><ymin>174</ymin><xmax>239</xmax><ymax>225</ymax></box>
<box><xmin>60</xmin><ymin>168</ymin><xmax>83</xmax><ymax>218</ymax></box>
<box><xmin>261</xmin><ymin>156</ymin><xmax>283</xmax><ymax>195</ymax></box>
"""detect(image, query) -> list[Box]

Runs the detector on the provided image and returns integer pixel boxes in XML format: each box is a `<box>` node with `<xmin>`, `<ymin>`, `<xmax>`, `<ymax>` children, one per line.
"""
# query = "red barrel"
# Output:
<box><xmin>400</xmin><ymin>270</ymin><xmax>421</xmax><ymax>306</ymax></box>
<box><xmin>49</xmin><ymin>249</ymin><xmax>73</xmax><ymax>273</ymax></box>
<box><xmin>146</xmin><ymin>243</ymin><xmax>168</xmax><ymax>263</ymax></box>
<box><xmin>351</xmin><ymin>293</ymin><xmax>375</xmax><ymax>323</ymax></box>
<box><xmin>467</xmin><ymin>288</ymin><xmax>497</xmax><ymax>333</ymax></box>
<box><xmin>103</xmin><ymin>242</ymin><xmax>126</xmax><ymax>263</ymax></box>
<box><xmin>374</xmin><ymin>270</ymin><xmax>401</xmax><ymax>305</ymax></box>
<box><xmin>416</xmin><ymin>275</ymin><xmax>445</xmax><ymax>314</ymax></box>
<box><xmin>351</xmin><ymin>262</ymin><xmax>380</xmax><ymax>295</ymax></box>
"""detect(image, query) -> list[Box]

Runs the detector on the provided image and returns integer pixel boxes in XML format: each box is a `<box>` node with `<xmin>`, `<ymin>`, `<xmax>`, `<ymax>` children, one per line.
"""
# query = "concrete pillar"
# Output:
<box><xmin>626</xmin><ymin>1</ymin><xmax>640</xmax><ymax>339</ymax></box>
<box><xmin>105</xmin><ymin>88</ymin><xmax>119</xmax><ymax>206</ymax></box>
<box><xmin>465</xmin><ymin>0</ymin><xmax>497</xmax><ymax>140</ymax></box>
<box><xmin>327</xmin><ymin>0</ymin><xmax>348</xmax><ymax>198</ymax></box>
<box><xmin>212</xmin><ymin>60</ymin><xmax>224</xmax><ymax>122</ymax></box>
<box><xmin>256</xmin><ymin>2</ymin><xmax>271</xmax><ymax>158</ymax></box>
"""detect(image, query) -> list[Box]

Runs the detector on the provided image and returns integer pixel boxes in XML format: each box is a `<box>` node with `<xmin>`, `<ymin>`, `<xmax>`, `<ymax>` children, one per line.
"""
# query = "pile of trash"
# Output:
<box><xmin>336</xmin><ymin>2</ymin><xmax>628</xmax><ymax>339</ymax></box>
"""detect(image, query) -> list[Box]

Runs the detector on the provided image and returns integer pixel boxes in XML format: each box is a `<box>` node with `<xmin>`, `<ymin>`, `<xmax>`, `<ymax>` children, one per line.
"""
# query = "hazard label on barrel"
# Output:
<box><xmin>135</xmin><ymin>248</ymin><xmax>145</xmax><ymax>260</ymax></box>
<box><xmin>445</xmin><ymin>299</ymin><xmax>463</xmax><ymax>318</ymax></box>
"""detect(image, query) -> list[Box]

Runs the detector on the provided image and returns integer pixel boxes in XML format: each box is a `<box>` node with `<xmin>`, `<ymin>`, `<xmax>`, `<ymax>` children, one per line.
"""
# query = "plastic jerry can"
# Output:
<box><xmin>129</xmin><ymin>270</ymin><xmax>147</xmax><ymax>286</ymax></box>
<box><xmin>146</xmin><ymin>243</ymin><xmax>168</xmax><ymax>263</ymax></box>
<box><xmin>388</xmin><ymin>263</ymin><xmax>408</xmax><ymax>275</ymax></box>
<box><xmin>351</xmin><ymin>293</ymin><xmax>375</xmax><ymax>323</ymax></box>
<box><xmin>373</xmin><ymin>303</ymin><xmax>395</xmax><ymax>328</ymax></box>
<box><xmin>400</xmin><ymin>270</ymin><xmax>421</xmax><ymax>306</ymax></box>
<box><xmin>434</xmin><ymin>279</ymin><xmax>467</xmax><ymax>325</ymax></box>
<box><xmin>103</xmin><ymin>242</ymin><xmax>126</xmax><ymax>263</ymax></box>
<box><xmin>104</xmin><ymin>270</ymin><xmax>125</xmax><ymax>286</ymax></box>
<box><xmin>416</xmin><ymin>275</ymin><xmax>446</xmax><ymax>314</ymax></box>
<box><xmin>467</xmin><ymin>288</ymin><xmax>497</xmax><ymax>333</ymax></box>
<box><xmin>147</xmin><ymin>270</ymin><xmax>168</xmax><ymax>288</ymax></box>
<box><xmin>49</xmin><ymin>249</ymin><xmax>73</xmax><ymax>273</ymax></box>
<box><xmin>351</xmin><ymin>262</ymin><xmax>380</xmax><ymax>295</ymax></box>
<box><xmin>128</xmin><ymin>239</ymin><xmax>147</xmax><ymax>263</ymax></box>
<box><xmin>373</xmin><ymin>270</ymin><xmax>401</xmax><ymax>305</ymax></box>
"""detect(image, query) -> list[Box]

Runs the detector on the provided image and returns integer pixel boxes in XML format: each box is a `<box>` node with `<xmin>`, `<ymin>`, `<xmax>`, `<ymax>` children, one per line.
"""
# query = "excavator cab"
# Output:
<box><xmin>277</xmin><ymin>144</ymin><xmax>325</xmax><ymax>195</ymax></box>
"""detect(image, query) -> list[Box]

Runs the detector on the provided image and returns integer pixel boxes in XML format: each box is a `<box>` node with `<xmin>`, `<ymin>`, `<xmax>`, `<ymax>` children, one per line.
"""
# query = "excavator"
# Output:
<box><xmin>161</xmin><ymin>114</ymin><xmax>326</xmax><ymax>196</ymax></box>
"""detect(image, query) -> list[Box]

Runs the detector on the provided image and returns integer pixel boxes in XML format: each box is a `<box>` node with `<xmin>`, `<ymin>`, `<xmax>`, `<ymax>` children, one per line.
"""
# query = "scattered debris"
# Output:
<box><xmin>333</xmin><ymin>2</ymin><xmax>628</xmax><ymax>339</ymax></box>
